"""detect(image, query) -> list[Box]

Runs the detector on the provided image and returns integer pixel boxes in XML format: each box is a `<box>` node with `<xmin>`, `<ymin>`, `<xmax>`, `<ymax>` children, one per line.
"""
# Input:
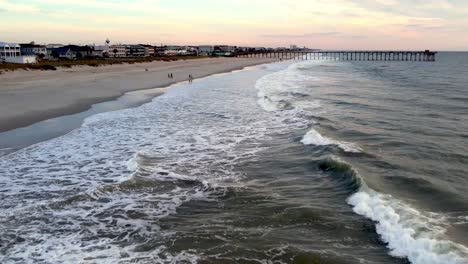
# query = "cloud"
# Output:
<box><xmin>259</xmin><ymin>32</ymin><xmax>369</xmax><ymax>42</ymax></box>
<box><xmin>0</xmin><ymin>0</ymin><xmax>40</xmax><ymax>13</ymax></box>
<box><xmin>260</xmin><ymin>32</ymin><xmax>343</xmax><ymax>38</ymax></box>
<box><xmin>405</xmin><ymin>24</ymin><xmax>445</xmax><ymax>31</ymax></box>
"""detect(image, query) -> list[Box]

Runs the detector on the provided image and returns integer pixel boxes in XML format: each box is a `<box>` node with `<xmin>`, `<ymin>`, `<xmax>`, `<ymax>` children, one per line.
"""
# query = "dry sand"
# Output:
<box><xmin>0</xmin><ymin>57</ymin><xmax>275</xmax><ymax>132</ymax></box>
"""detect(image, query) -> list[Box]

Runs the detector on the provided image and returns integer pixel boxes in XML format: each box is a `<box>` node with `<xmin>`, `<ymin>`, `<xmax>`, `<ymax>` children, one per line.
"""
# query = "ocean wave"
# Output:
<box><xmin>316</xmin><ymin>157</ymin><xmax>363</xmax><ymax>194</ymax></box>
<box><xmin>301</xmin><ymin>128</ymin><xmax>362</xmax><ymax>153</ymax></box>
<box><xmin>0</xmin><ymin>64</ymin><xmax>296</xmax><ymax>262</ymax></box>
<box><xmin>255</xmin><ymin>61</ymin><xmax>319</xmax><ymax>113</ymax></box>
<box><xmin>317</xmin><ymin>156</ymin><xmax>468</xmax><ymax>264</ymax></box>
<box><xmin>254</xmin><ymin>60</ymin><xmax>468</xmax><ymax>264</ymax></box>
<box><xmin>348</xmin><ymin>189</ymin><xmax>468</xmax><ymax>264</ymax></box>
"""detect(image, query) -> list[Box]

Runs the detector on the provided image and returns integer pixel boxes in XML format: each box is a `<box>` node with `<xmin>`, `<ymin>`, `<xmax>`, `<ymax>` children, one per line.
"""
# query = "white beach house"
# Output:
<box><xmin>1</xmin><ymin>42</ymin><xmax>37</xmax><ymax>63</ymax></box>
<box><xmin>108</xmin><ymin>45</ymin><xmax>127</xmax><ymax>57</ymax></box>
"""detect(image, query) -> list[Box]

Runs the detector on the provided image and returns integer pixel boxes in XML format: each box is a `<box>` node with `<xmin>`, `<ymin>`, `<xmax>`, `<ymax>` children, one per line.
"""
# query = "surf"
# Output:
<box><xmin>255</xmin><ymin>59</ymin><xmax>468</xmax><ymax>264</ymax></box>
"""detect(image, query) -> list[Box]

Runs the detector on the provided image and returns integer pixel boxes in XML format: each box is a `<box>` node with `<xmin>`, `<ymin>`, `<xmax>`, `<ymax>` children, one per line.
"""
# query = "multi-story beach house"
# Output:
<box><xmin>108</xmin><ymin>45</ymin><xmax>127</xmax><ymax>57</ymax></box>
<box><xmin>19</xmin><ymin>42</ymin><xmax>47</xmax><ymax>57</ymax></box>
<box><xmin>1</xmin><ymin>42</ymin><xmax>21</xmax><ymax>59</ymax></box>
<box><xmin>125</xmin><ymin>45</ymin><xmax>145</xmax><ymax>57</ymax></box>
<box><xmin>154</xmin><ymin>45</ymin><xmax>167</xmax><ymax>57</ymax></box>
<box><xmin>51</xmin><ymin>45</ymin><xmax>93</xmax><ymax>59</ymax></box>
<box><xmin>1</xmin><ymin>42</ymin><xmax>37</xmax><ymax>63</ymax></box>
<box><xmin>139</xmin><ymin>44</ymin><xmax>155</xmax><ymax>57</ymax></box>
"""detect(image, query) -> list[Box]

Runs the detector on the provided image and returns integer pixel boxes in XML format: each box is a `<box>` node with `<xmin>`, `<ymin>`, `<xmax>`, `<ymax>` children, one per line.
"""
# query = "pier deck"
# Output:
<box><xmin>236</xmin><ymin>50</ymin><xmax>437</xmax><ymax>61</ymax></box>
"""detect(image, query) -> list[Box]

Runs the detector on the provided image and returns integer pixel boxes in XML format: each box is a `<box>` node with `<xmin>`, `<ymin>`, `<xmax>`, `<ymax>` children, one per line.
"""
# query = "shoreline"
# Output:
<box><xmin>0</xmin><ymin>86</ymin><xmax>166</xmax><ymax>157</ymax></box>
<box><xmin>0</xmin><ymin>57</ymin><xmax>276</xmax><ymax>132</ymax></box>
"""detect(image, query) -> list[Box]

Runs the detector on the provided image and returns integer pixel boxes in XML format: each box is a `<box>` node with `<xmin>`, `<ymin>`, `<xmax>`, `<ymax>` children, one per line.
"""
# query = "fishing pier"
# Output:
<box><xmin>236</xmin><ymin>50</ymin><xmax>437</xmax><ymax>61</ymax></box>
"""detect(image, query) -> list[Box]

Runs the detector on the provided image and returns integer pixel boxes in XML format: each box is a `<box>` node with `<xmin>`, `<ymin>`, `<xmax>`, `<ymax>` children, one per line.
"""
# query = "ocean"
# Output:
<box><xmin>1</xmin><ymin>52</ymin><xmax>467</xmax><ymax>263</ymax></box>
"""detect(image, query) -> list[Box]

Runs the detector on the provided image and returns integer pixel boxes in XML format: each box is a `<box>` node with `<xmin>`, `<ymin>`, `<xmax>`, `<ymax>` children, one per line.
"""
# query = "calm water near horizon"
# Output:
<box><xmin>0</xmin><ymin>52</ymin><xmax>467</xmax><ymax>263</ymax></box>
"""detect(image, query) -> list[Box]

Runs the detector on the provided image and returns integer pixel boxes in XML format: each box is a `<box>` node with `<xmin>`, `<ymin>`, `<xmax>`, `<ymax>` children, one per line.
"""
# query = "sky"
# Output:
<box><xmin>1</xmin><ymin>0</ymin><xmax>467</xmax><ymax>50</ymax></box>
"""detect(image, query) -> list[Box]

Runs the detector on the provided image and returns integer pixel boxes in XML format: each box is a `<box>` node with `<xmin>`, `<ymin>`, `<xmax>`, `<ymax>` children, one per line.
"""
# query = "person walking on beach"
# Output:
<box><xmin>170</xmin><ymin>73</ymin><xmax>173</xmax><ymax>79</ymax></box>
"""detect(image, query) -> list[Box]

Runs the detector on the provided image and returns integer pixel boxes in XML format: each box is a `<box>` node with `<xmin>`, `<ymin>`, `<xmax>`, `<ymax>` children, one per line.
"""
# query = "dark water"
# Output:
<box><xmin>0</xmin><ymin>53</ymin><xmax>467</xmax><ymax>263</ymax></box>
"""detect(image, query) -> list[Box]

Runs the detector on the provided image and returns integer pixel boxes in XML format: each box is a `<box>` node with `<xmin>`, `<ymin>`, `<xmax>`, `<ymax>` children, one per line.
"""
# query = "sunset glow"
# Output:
<box><xmin>1</xmin><ymin>0</ymin><xmax>467</xmax><ymax>50</ymax></box>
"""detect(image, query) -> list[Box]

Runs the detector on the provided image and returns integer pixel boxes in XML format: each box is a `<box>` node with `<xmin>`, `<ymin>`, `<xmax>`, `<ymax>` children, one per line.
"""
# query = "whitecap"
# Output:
<box><xmin>301</xmin><ymin>128</ymin><xmax>362</xmax><ymax>153</ymax></box>
<box><xmin>348</xmin><ymin>189</ymin><xmax>468</xmax><ymax>264</ymax></box>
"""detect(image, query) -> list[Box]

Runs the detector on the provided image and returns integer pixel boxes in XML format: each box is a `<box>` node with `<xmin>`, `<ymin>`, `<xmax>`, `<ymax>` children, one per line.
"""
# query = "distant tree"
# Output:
<box><xmin>113</xmin><ymin>49</ymin><xmax>118</xmax><ymax>57</ymax></box>
<box><xmin>76</xmin><ymin>52</ymin><xmax>83</xmax><ymax>60</ymax></box>
<box><xmin>37</xmin><ymin>53</ymin><xmax>46</xmax><ymax>60</ymax></box>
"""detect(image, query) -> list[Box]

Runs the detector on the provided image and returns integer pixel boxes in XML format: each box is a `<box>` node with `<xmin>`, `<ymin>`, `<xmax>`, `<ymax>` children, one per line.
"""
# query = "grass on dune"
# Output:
<box><xmin>0</xmin><ymin>56</ymin><xmax>211</xmax><ymax>72</ymax></box>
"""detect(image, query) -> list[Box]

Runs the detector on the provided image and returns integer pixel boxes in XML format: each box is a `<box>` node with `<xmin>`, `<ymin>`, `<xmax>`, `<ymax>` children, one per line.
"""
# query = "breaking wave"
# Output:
<box><xmin>302</xmin><ymin>128</ymin><xmax>362</xmax><ymax>153</ymax></box>
<box><xmin>255</xmin><ymin>59</ymin><xmax>468</xmax><ymax>264</ymax></box>
<box><xmin>316</xmin><ymin>156</ymin><xmax>468</xmax><ymax>264</ymax></box>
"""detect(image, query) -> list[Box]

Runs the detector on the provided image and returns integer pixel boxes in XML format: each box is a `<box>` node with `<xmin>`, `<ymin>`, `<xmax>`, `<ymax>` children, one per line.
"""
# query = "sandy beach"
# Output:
<box><xmin>0</xmin><ymin>57</ymin><xmax>275</xmax><ymax>132</ymax></box>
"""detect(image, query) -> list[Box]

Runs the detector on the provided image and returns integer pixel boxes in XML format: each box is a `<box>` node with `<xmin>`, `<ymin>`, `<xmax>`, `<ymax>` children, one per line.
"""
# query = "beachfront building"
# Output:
<box><xmin>20</xmin><ymin>42</ymin><xmax>47</xmax><ymax>57</ymax></box>
<box><xmin>163</xmin><ymin>49</ymin><xmax>182</xmax><ymax>56</ymax></box>
<box><xmin>0</xmin><ymin>42</ymin><xmax>21</xmax><ymax>59</ymax></box>
<box><xmin>140</xmin><ymin>44</ymin><xmax>155</xmax><ymax>57</ymax></box>
<box><xmin>211</xmin><ymin>45</ymin><xmax>237</xmax><ymax>56</ymax></box>
<box><xmin>163</xmin><ymin>45</ymin><xmax>184</xmax><ymax>56</ymax></box>
<box><xmin>154</xmin><ymin>45</ymin><xmax>167</xmax><ymax>56</ymax></box>
<box><xmin>108</xmin><ymin>45</ymin><xmax>126</xmax><ymax>57</ymax></box>
<box><xmin>46</xmin><ymin>44</ymin><xmax>64</xmax><ymax>59</ymax></box>
<box><xmin>93</xmin><ymin>45</ymin><xmax>110</xmax><ymax>58</ymax></box>
<box><xmin>163</xmin><ymin>47</ymin><xmax>196</xmax><ymax>56</ymax></box>
<box><xmin>51</xmin><ymin>45</ymin><xmax>93</xmax><ymax>59</ymax></box>
<box><xmin>1</xmin><ymin>42</ymin><xmax>37</xmax><ymax>64</ymax></box>
<box><xmin>183</xmin><ymin>46</ymin><xmax>198</xmax><ymax>56</ymax></box>
<box><xmin>198</xmin><ymin>45</ymin><xmax>214</xmax><ymax>56</ymax></box>
<box><xmin>125</xmin><ymin>45</ymin><xmax>145</xmax><ymax>57</ymax></box>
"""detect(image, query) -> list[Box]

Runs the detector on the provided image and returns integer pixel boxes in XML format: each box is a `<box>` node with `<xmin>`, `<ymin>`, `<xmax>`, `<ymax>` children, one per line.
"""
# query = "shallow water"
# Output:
<box><xmin>1</xmin><ymin>53</ymin><xmax>467</xmax><ymax>263</ymax></box>
<box><xmin>0</xmin><ymin>86</ymin><xmax>165</xmax><ymax>156</ymax></box>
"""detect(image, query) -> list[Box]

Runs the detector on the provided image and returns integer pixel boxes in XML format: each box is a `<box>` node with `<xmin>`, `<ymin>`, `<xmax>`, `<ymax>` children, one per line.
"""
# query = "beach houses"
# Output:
<box><xmin>51</xmin><ymin>45</ymin><xmax>93</xmax><ymax>59</ymax></box>
<box><xmin>0</xmin><ymin>42</ymin><xmax>20</xmax><ymax>58</ymax></box>
<box><xmin>19</xmin><ymin>42</ymin><xmax>47</xmax><ymax>57</ymax></box>
<box><xmin>108</xmin><ymin>44</ymin><xmax>144</xmax><ymax>57</ymax></box>
<box><xmin>125</xmin><ymin>45</ymin><xmax>145</xmax><ymax>57</ymax></box>
<box><xmin>108</xmin><ymin>45</ymin><xmax>126</xmax><ymax>57</ymax></box>
<box><xmin>93</xmin><ymin>45</ymin><xmax>110</xmax><ymax>58</ymax></box>
<box><xmin>198</xmin><ymin>45</ymin><xmax>214</xmax><ymax>56</ymax></box>
<box><xmin>154</xmin><ymin>45</ymin><xmax>167</xmax><ymax>56</ymax></box>
<box><xmin>139</xmin><ymin>44</ymin><xmax>155</xmax><ymax>57</ymax></box>
<box><xmin>211</xmin><ymin>45</ymin><xmax>237</xmax><ymax>56</ymax></box>
<box><xmin>1</xmin><ymin>42</ymin><xmax>37</xmax><ymax>63</ymax></box>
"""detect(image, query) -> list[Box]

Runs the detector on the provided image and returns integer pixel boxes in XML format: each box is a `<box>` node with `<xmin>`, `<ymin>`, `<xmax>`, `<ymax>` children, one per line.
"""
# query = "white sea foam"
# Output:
<box><xmin>301</xmin><ymin>128</ymin><xmax>362</xmax><ymax>153</ymax></box>
<box><xmin>348</xmin><ymin>189</ymin><xmax>468</xmax><ymax>264</ymax></box>
<box><xmin>255</xmin><ymin>61</ymin><xmax>320</xmax><ymax>113</ymax></box>
<box><xmin>0</xmin><ymin>61</ymin><xmax>299</xmax><ymax>263</ymax></box>
<box><xmin>326</xmin><ymin>154</ymin><xmax>468</xmax><ymax>263</ymax></box>
<box><xmin>255</xmin><ymin>59</ymin><xmax>468</xmax><ymax>264</ymax></box>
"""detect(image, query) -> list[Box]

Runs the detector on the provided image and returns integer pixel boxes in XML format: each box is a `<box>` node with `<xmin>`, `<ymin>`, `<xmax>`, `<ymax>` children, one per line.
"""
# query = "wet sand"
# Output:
<box><xmin>0</xmin><ymin>57</ymin><xmax>275</xmax><ymax>132</ymax></box>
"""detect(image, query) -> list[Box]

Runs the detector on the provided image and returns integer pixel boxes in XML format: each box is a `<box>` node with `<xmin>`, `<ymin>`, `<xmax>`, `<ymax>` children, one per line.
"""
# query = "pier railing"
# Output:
<box><xmin>235</xmin><ymin>50</ymin><xmax>437</xmax><ymax>61</ymax></box>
